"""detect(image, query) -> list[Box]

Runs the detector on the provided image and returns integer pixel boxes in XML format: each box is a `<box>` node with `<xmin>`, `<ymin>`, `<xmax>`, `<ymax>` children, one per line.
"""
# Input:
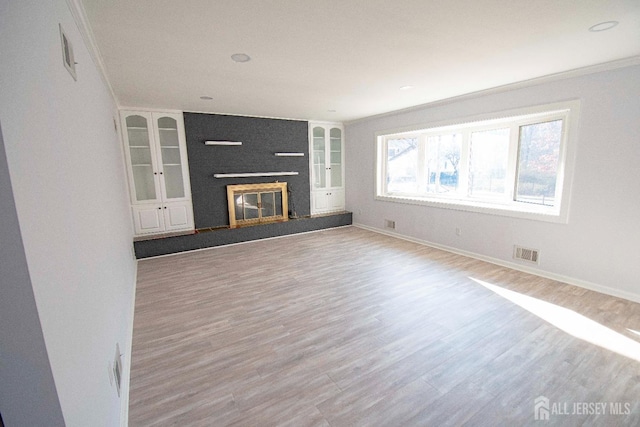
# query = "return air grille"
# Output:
<box><xmin>514</xmin><ymin>245</ymin><xmax>540</xmax><ymax>264</ymax></box>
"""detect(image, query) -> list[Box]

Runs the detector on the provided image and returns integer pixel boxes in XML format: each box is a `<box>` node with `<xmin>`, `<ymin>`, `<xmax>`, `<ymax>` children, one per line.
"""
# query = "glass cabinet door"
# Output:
<box><xmin>329</xmin><ymin>127</ymin><xmax>342</xmax><ymax>187</ymax></box>
<box><xmin>312</xmin><ymin>126</ymin><xmax>326</xmax><ymax>189</ymax></box>
<box><xmin>125</xmin><ymin>114</ymin><xmax>157</xmax><ymax>201</ymax></box>
<box><xmin>156</xmin><ymin>115</ymin><xmax>185</xmax><ymax>199</ymax></box>
<box><xmin>309</xmin><ymin>122</ymin><xmax>345</xmax><ymax>215</ymax></box>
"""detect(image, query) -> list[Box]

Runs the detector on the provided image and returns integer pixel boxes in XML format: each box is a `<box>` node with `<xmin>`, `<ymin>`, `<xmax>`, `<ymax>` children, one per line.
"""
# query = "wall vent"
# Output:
<box><xmin>59</xmin><ymin>24</ymin><xmax>77</xmax><ymax>81</ymax></box>
<box><xmin>514</xmin><ymin>245</ymin><xmax>540</xmax><ymax>264</ymax></box>
<box><xmin>385</xmin><ymin>219</ymin><xmax>396</xmax><ymax>229</ymax></box>
<box><xmin>113</xmin><ymin>343</ymin><xmax>123</xmax><ymax>397</ymax></box>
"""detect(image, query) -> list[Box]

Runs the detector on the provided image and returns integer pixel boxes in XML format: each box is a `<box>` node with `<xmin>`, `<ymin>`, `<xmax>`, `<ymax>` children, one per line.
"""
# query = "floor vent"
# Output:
<box><xmin>385</xmin><ymin>219</ymin><xmax>396</xmax><ymax>229</ymax></box>
<box><xmin>514</xmin><ymin>245</ymin><xmax>540</xmax><ymax>264</ymax></box>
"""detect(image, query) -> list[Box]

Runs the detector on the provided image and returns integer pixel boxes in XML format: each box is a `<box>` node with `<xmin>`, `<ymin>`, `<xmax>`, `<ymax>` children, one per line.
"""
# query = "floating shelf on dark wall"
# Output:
<box><xmin>275</xmin><ymin>152</ymin><xmax>305</xmax><ymax>157</ymax></box>
<box><xmin>204</xmin><ymin>141</ymin><xmax>242</xmax><ymax>146</ymax></box>
<box><xmin>213</xmin><ymin>171</ymin><xmax>299</xmax><ymax>178</ymax></box>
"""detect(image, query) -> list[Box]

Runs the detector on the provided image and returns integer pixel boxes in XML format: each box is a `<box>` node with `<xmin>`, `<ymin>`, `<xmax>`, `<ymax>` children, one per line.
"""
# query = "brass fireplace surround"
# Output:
<box><xmin>227</xmin><ymin>182</ymin><xmax>288</xmax><ymax>228</ymax></box>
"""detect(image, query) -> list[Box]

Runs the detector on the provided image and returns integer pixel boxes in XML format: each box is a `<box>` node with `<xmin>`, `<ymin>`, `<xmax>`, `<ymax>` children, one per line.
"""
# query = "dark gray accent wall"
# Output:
<box><xmin>0</xmin><ymin>122</ymin><xmax>65</xmax><ymax>427</ymax></box>
<box><xmin>184</xmin><ymin>113</ymin><xmax>310</xmax><ymax>229</ymax></box>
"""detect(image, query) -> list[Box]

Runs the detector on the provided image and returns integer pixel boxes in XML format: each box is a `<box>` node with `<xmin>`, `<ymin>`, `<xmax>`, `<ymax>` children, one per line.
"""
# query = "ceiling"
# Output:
<box><xmin>80</xmin><ymin>0</ymin><xmax>640</xmax><ymax>123</ymax></box>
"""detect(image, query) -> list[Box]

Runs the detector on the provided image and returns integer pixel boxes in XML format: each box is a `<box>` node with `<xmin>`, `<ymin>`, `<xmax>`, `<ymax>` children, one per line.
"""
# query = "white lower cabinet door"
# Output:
<box><xmin>311</xmin><ymin>191</ymin><xmax>329</xmax><ymax>213</ymax></box>
<box><xmin>163</xmin><ymin>202</ymin><xmax>194</xmax><ymax>231</ymax></box>
<box><xmin>328</xmin><ymin>189</ymin><xmax>345</xmax><ymax>211</ymax></box>
<box><xmin>312</xmin><ymin>189</ymin><xmax>344</xmax><ymax>214</ymax></box>
<box><xmin>132</xmin><ymin>205</ymin><xmax>165</xmax><ymax>235</ymax></box>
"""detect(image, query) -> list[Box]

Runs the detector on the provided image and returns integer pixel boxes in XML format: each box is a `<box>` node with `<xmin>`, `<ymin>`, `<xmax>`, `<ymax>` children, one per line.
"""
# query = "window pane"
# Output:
<box><xmin>386</xmin><ymin>137</ymin><xmax>418</xmax><ymax>194</ymax></box>
<box><xmin>243</xmin><ymin>193</ymin><xmax>259</xmax><ymax>220</ymax></box>
<box><xmin>469</xmin><ymin>128</ymin><xmax>509</xmax><ymax>197</ymax></box>
<box><xmin>260</xmin><ymin>192</ymin><xmax>275</xmax><ymax>217</ymax></box>
<box><xmin>312</xmin><ymin>127</ymin><xmax>326</xmax><ymax>189</ymax></box>
<box><xmin>235</xmin><ymin>195</ymin><xmax>244</xmax><ymax>221</ymax></box>
<box><xmin>126</xmin><ymin>115</ymin><xmax>157</xmax><ymax>201</ymax></box>
<box><xmin>330</xmin><ymin>130</ymin><xmax>342</xmax><ymax>187</ymax></box>
<box><xmin>275</xmin><ymin>191</ymin><xmax>283</xmax><ymax>216</ymax></box>
<box><xmin>516</xmin><ymin>120</ymin><xmax>562</xmax><ymax>206</ymax></box>
<box><xmin>426</xmin><ymin>134</ymin><xmax>461</xmax><ymax>194</ymax></box>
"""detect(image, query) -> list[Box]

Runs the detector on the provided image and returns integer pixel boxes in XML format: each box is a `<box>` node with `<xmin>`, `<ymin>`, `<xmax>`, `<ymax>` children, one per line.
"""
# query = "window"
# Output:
<box><xmin>387</xmin><ymin>137</ymin><xmax>418</xmax><ymax>193</ymax></box>
<box><xmin>376</xmin><ymin>101</ymin><xmax>579</xmax><ymax>222</ymax></box>
<box><xmin>515</xmin><ymin>120</ymin><xmax>562</xmax><ymax>206</ymax></box>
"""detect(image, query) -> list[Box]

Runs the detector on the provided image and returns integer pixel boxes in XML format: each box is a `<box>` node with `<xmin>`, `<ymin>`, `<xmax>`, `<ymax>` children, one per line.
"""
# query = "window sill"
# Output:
<box><xmin>375</xmin><ymin>194</ymin><xmax>568</xmax><ymax>224</ymax></box>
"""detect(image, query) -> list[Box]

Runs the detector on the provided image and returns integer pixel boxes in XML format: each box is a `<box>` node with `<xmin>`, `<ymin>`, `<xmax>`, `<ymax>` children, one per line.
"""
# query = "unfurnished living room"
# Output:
<box><xmin>1</xmin><ymin>1</ymin><xmax>639</xmax><ymax>426</ymax></box>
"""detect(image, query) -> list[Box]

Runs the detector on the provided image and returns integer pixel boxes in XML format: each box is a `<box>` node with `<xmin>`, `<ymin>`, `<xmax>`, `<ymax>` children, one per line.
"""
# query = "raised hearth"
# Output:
<box><xmin>133</xmin><ymin>211</ymin><xmax>353</xmax><ymax>258</ymax></box>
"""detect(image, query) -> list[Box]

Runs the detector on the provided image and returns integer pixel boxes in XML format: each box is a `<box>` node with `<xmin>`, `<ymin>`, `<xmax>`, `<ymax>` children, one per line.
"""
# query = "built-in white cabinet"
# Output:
<box><xmin>121</xmin><ymin>110</ymin><xmax>194</xmax><ymax>235</ymax></box>
<box><xmin>309</xmin><ymin>122</ymin><xmax>344</xmax><ymax>214</ymax></box>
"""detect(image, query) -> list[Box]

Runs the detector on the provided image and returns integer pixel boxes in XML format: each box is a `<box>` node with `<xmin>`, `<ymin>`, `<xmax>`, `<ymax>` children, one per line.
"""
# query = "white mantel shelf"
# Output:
<box><xmin>214</xmin><ymin>171</ymin><xmax>299</xmax><ymax>178</ymax></box>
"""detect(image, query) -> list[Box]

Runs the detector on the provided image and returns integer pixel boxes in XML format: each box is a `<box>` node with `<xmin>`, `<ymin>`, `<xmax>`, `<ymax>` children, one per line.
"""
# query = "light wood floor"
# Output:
<box><xmin>129</xmin><ymin>226</ymin><xmax>640</xmax><ymax>426</ymax></box>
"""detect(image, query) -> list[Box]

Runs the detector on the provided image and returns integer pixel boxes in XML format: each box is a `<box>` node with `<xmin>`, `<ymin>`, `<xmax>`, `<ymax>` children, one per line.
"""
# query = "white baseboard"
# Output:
<box><xmin>352</xmin><ymin>223</ymin><xmax>640</xmax><ymax>304</ymax></box>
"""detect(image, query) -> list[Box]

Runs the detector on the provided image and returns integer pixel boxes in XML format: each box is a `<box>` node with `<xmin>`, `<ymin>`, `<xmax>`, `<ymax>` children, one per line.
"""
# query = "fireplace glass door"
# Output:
<box><xmin>227</xmin><ymin>183</ymin><xmax>288</xmax><ymax>227</ymax></box>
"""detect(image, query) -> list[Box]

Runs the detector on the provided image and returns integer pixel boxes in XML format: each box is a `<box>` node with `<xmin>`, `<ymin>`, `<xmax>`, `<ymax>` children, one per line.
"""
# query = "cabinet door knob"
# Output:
<box><xmin>158</xmin><ymin>207</ymin><xmax>161</xmax><ymax>210</ymax></box>
<box><xmin>154</xmin><ymin>172</ymin><xmax>157</xmax><ymax>175</ymax></box>
<box><xmin>160</xmin><ymin>172</ymin><xmax>163</xmax><ymax>175</ymax></box>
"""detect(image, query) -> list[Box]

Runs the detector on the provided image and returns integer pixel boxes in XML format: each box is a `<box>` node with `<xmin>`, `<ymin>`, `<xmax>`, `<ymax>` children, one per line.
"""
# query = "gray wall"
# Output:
<box><xmin>0</xmin><ymin>122</ymin><xmax>65</xmax><ymax>426</ymax></box>
<box><xmin>184</xmin><ymin>113</ymin><xmax>310</xmax><ymax>228</ymax></box>
<box><xmin>1</xmin><ymin>1</ymin><xmax>138</xmax><ymax>425</ymax></box>
<box><xmin>346</xmin><ymin>63</ymin><xmax>640</xmax><ymax>302</ymax></box>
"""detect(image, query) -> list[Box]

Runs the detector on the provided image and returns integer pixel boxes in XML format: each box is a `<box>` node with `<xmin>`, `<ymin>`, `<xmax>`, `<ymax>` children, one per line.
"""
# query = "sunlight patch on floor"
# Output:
<box><xmin>627</xmin><ymin>328</ymin><xmax>640</xmax><ymax>338</ymax></box>
<box><xmin>470</xmin><ymin>277</ymin><xmax>640</xmax><ymax>363</ymax></box>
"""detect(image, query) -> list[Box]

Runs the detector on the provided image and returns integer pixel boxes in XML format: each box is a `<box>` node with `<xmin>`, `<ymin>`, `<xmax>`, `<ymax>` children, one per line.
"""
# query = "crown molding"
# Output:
<box><xmin>65</xmin><ymin>0</ymin><xmax>119</xmax><ymax>106</ymax></box>
<box><xmin>346</xmin><ymin>55</ymin><xmax>640</xmax><ymax>126</ymax></box>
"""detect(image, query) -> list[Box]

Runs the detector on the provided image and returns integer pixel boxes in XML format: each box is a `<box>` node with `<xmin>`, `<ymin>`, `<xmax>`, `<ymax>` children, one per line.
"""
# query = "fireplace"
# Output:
<box><xmin>227</xmin><ymin>182</ymin><xmax>288</xmax><ymax>228</ymax></box>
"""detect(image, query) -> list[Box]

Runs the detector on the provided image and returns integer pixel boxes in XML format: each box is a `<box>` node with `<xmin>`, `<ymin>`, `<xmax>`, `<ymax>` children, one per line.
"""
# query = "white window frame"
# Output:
<box><xmin>375</xmin><ymin>100</ymin><xmax>580</xmax><ymax>223</ymax></box>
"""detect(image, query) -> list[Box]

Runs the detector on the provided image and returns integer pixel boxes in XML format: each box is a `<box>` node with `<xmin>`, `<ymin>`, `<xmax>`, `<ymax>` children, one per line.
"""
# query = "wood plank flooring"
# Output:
<box><xmin>129</xmin><ymin>226</ymin><xmax>640</xmax><ymax>426</ymax></box>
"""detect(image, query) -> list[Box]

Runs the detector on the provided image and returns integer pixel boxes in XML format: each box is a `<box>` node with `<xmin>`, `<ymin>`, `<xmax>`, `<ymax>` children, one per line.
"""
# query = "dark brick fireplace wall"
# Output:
<box><xmin>183</xmin><ymin>112</ymin><xmax>310</xmax><ymax>229</ymax></box>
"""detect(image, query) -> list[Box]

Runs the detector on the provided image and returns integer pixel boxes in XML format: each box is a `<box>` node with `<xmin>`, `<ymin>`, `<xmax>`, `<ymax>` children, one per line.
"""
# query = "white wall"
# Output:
<box><xmin>0</xmin><ymin>0</ymin><xmax>137</xmax><ymax>425</ymax></box>
<box><xmin>345</xmin><ymin>63</ymin><xmax>640</xmax><ymax>302</ymax></box>
<box><xmin>0</xmin><ymin>120</ymin><xmax>67</xmax><ymax>426</ymax></box>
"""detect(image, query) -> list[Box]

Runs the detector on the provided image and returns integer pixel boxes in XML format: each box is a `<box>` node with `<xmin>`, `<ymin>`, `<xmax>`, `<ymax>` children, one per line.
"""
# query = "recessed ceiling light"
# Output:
<box><xmin>399</xmin><ymin>85</ymin><xmax>414</xmax><ymax>91</ymax></box>
<box><xmin>589</xmin><ymin>21</ymin><xmax>619</xmax><ymax>32</ymax></box>
<box><xmin>231</xmin><ymin>53</ymin><xmax>251</xmax><ymax>63</ymax></box>
<box><xmin>199</xmin><ymin>96</ymin><xmax>213</xmax><ymax>100</ymax></box>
